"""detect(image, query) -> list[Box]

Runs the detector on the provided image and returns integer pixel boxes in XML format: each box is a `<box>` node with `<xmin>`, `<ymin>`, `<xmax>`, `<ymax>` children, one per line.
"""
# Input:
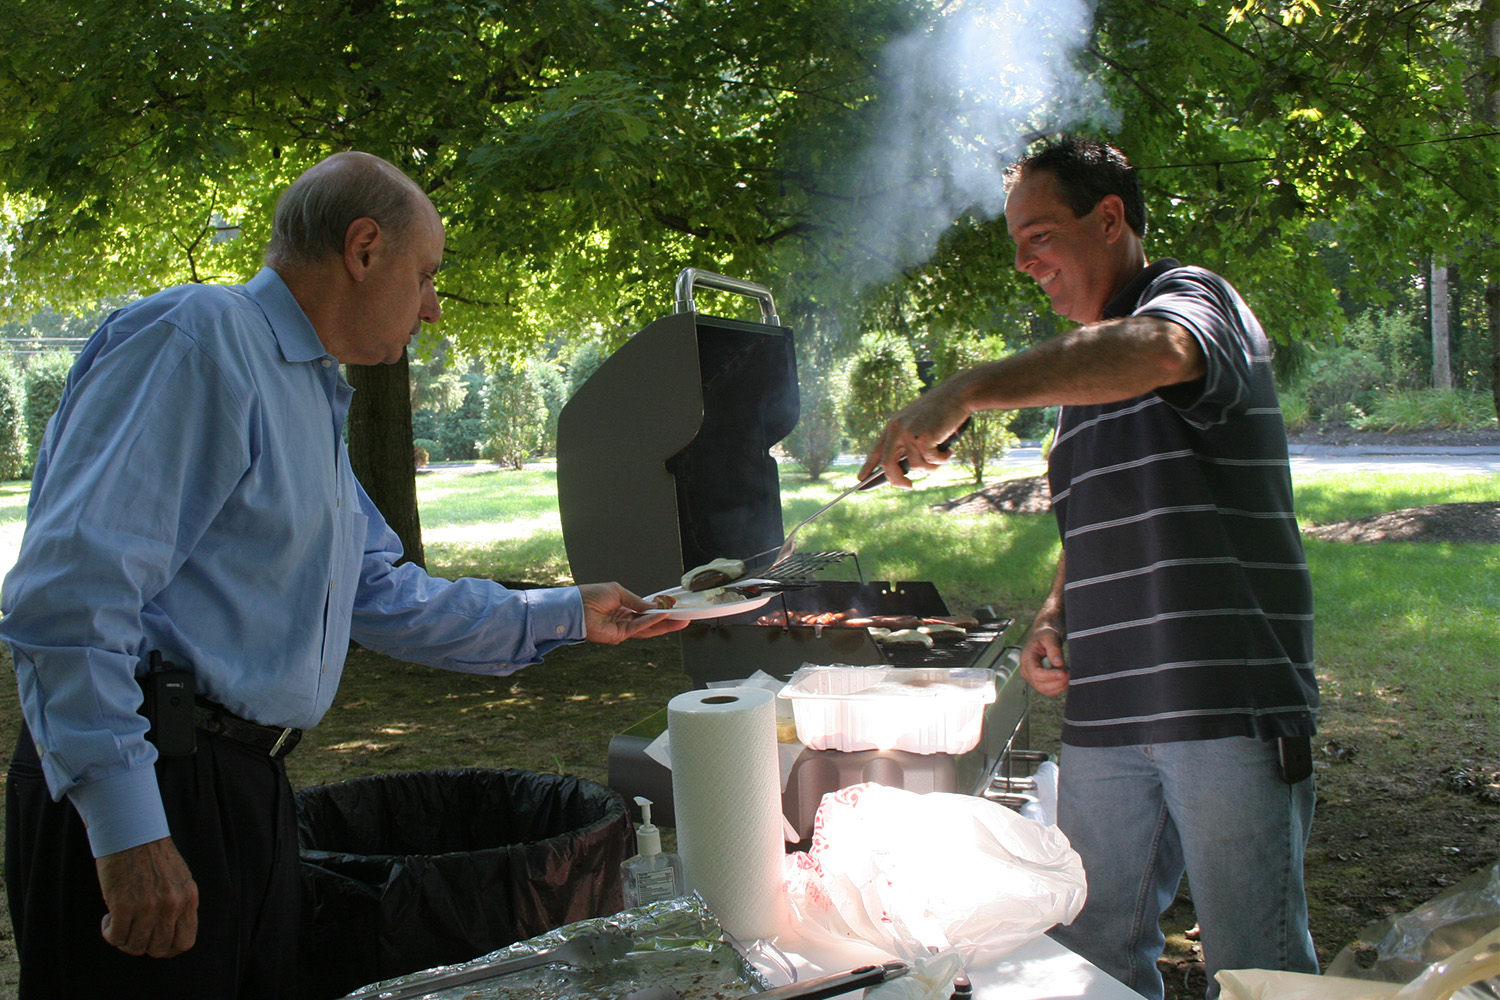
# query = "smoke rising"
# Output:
<box><xmin>847</xmin><ymin>0</ymin><xmax>1115</xmax><ymax>284</ymax></box>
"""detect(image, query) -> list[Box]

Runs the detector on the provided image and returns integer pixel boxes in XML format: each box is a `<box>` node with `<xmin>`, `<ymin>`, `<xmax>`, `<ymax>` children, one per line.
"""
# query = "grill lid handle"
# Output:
<box><xmin>674</xmin><ymin>268</ymin><xmax>781</xmax><ymax>326</ymax></box>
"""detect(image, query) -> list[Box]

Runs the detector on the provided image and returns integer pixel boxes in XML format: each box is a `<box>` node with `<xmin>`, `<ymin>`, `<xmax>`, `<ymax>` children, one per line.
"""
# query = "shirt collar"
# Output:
<box><xmin>244</xmin><ymin>267</ymin><xmax>332</xmax><ymax>364</ymax></box>
<box><xmin>1102</xmin><ymin>258</ymin><xmax>1181</xmax><ymax>320</ymax></box>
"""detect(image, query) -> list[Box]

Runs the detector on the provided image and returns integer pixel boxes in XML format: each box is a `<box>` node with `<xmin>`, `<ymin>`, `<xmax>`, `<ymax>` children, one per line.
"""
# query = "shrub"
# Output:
<box><xmin>1279</xmin><ymin>390</ymin><xmax>1311</xmax><ymax>431</ymax></box>
<box><xmin>531</xmin><ymin>360</ymin><xmax>568</xmax><ymax>458</ymax></box>
<box><xmin>413</xmin><ymin>446</ymin><xmax>430</xmax><ymax>470</ymax></box>
<box><xmin>413</xmin><ymin>437</ymin><xmax>443</xmax><ymax>462</ymax></box>
<box><xmin>23</xmin><ymin>350</ymin><xmax>74</xmax><ymax>475</ymax></box>
<box><xmin>0</xmin><ymin>355</ymin><xmax>26</xmax><ymax>479</ymax></box>
<box><xmin>1343</xmin><ymin>309</ymin><xmax>1424</xmax><ymax>388</ymax></box>
<box><xmin>784</xmin><ymin>371</ymin><xmax>845</xmax><ymax>480</ymax></box>
<box><xmin>934</xmin><ymin>336</ymin><xmax>1015</xmax><ymax>485</ymax></box>
<box><xmin>481</xmin><ymin>362</ymin><xmax>547</xmax><ymax>469</ymax></box>
<box><xmin>1011</xmin><ymin>405</ymin><xmax>1060</xmax><ymax>443</ymax></box>
<box><xmin>1361</xmin><ymin>389</ymin><xmax>1498</xmax><ymax>432</ymax></box>
<box><xmin>1298</xmin><ymin>347</ymin><xmax>1384</xmax><ymax>421</ymax></box>
<box><xmin>842</xmin><ymin>340</ymin><xmax>921</xmax><ymax>452</ymax></box>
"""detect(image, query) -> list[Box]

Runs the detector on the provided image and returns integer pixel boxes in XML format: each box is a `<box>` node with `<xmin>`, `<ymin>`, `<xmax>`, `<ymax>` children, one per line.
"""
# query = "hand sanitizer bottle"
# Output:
<box><xmin>621</xmin><ymin>796</ymin><xmax>684</xmax><ymax>908</ymax></box>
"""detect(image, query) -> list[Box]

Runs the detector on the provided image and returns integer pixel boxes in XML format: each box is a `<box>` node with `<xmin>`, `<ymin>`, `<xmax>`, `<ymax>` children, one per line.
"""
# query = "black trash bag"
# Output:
<box><xmin>294</xmin><ymin>768</ymin><xmax>632</xmax><ymax>1000</ymax></box>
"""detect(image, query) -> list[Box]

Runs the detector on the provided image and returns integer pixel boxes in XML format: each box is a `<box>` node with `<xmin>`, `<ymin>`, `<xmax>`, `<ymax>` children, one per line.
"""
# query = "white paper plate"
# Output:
<box><xmin>640</xmin><ymin>578</ymin><xmax>778</xmax><ymax>620</ymax></box>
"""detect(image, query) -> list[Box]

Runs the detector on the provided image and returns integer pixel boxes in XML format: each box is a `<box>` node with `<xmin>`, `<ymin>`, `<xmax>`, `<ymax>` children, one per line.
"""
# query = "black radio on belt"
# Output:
<box><xmin>143</xmin><ymin>651</ymin><xmax>197</xmax><ymax>756</ymax></box>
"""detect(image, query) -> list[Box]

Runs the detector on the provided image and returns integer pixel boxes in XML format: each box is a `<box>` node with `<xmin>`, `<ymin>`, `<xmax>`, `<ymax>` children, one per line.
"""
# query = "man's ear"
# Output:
<box><xmin>343</xmin><ymin>217</ymin><xmax>382</xmax><ymax>281</ymax></box>
<box><xmin>1097</xmin><ymin>194</ymin><xmax>1128</xmax><ymax>243</ymax></box>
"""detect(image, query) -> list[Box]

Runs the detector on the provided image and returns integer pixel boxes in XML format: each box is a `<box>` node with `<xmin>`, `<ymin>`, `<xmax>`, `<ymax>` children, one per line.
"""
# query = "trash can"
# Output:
<box><xmin>295</xmin><ymin>768</ymin><xmax>632</xmax><ymax>1000</ymax></box>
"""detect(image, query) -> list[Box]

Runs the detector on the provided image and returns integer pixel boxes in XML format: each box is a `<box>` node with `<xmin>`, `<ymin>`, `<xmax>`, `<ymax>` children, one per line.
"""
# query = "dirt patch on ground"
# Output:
<box><xmin>1304</xmin><ymin>502</ymin><xmax>1499</xmax><ymax>544</ymax></box>
<box><xmin>935</xmin><ymin>475</ymin><xmax>1053</xmax><ymax>515</ymax></box>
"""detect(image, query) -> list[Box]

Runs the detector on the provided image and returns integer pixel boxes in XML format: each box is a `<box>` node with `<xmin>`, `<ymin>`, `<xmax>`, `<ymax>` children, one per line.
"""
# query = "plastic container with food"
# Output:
<box><xmin>779</xmin><ymin>665</ymin><xmax>998</xmax><ymax>755</ymax></box>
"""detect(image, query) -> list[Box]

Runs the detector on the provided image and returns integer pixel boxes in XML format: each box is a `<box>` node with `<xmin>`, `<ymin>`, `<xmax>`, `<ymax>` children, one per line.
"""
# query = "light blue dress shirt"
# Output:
<box><xmin>0</xmin><ymin>268</ymin><xmax>585</xmax><ymax>857</ymax></box>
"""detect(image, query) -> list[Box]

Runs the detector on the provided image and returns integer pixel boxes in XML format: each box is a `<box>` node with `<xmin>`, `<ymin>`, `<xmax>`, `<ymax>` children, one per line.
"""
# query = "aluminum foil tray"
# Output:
<box><xmin>344</xmin><ymin>893</ymin><xmax>773</xmax><ymax>1000</ymax></box>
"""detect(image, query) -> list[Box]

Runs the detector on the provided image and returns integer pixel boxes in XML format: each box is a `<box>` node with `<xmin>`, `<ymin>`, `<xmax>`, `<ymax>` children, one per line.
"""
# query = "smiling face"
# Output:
<box><xmin>1006</xmin><ymin>168</ymin><xmax>1136</xmax><ymax>325</ymax></box>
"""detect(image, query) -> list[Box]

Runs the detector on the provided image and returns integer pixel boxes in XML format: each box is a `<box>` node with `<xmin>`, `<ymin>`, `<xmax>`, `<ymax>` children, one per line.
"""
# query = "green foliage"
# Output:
<box><xmin>1360</xmin><ymin>389</ymin><xmax>1499</xmax><ymax>432</ymax></box>
<box><xmin>1296</xmin><ymin>346</ymin><xmax>1387</xmax><ymax>423</ymax></box>
<box><xmin>0</xmin><ymin>355</ymin><xmax>26</xmax><ymax>479</ymax></box>
<box><xmin>21</xmin><ymin>351</ymin><xmax>72</xmax><ymax>474</ymax></box>
<box><xmin>0</xmin><ymin>0</ymin><xmax>1490</xmax><ymax>372</ymax></box>
<box><xmin>413</xmin><ymin>367</ymin><xmax>487</xmax><ymax>462</ymax></box>
<box><xmin>842</xmin><ymin>340</ymin><xmax>922</xmax><ymax>452</ymax></box>
<box><xmin>531</xmin><ymin>361</ymin><xmax>569</xmax><ymax>458</ymax></box>
<box><xmin>564</xmin><ymin>342</ymin><xmax>607</xmax><ymax>400</ymax></box>
<box><xmin>480</xmin><ymin>362</ymin><xmax>547</xmax><ymax>470</ymax></box>
<box><xmin>1010</xmin><ymin>405</ymin><xmax>1061</xmax><ymax>443</ymax></box>
<box><xmin>1343</xmin><ymin>309</ymin><xmax>1426</xmax><ymax>389</ymax></box>
<box><xmin>1279</xmin><ymin>389</ymin><xmax>1312</xmax><ymax>431</ymax></box>
<box><xmin>783</xmin><ymin>371</ymin><xmax>846</xmax><ymax>480</ymax></box>
<box><xmin>934</xmin><ymin>335</ymin><xmax>1016</xmax><ymax>485</ymax></box>
<box><xmin>409</xmin><ymin>356</ymin><xmax>470</xmax><ymax>415</ymax></box>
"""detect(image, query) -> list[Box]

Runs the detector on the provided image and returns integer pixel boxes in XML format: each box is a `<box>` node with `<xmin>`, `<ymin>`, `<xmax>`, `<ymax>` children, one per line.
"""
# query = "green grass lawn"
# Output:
<box><xmin>3</xmin><ymin>460</ymin><xmax>1495</xmax><ymax>715</ymax></box>
<box><xmin>412</xmin><ymin>459</ymin><xmax>1499</xmax><ymax>712</ymax></box>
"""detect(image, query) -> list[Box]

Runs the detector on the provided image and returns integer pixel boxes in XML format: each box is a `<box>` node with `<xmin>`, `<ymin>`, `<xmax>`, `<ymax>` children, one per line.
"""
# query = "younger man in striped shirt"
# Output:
<box><xmin>861</xmin><ymin>136</ymin><xmax>1318</xmax><ymax>1000</ymax></box>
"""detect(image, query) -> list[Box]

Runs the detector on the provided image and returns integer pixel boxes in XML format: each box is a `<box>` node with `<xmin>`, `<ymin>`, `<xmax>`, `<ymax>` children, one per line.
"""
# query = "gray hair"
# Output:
<box><xmin>264</xmin><ymin>152</ymin><xmax>421</xmax><ymax>268</ymax></box>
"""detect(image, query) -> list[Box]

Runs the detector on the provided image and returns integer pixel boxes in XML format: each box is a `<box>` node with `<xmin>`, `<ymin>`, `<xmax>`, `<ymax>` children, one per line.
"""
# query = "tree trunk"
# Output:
<box><xmin>1431</xmin><ymin>257</ymin><xmax>1451</xmax><ymax>389</ymax></box>
<box><xmin>1488</xmin><ymin>14</ymin><xmax>1499</xmax><ymax>422</ymax></box>
<box><xmin>1489</xmin><ymin>284</ymin><xmax>1500</xmax><ymax>422</ymax></box>
<box><xmin>346</xmin><ymin>353</ymin><xmax>426</xmax><ymax>569</ymax></box>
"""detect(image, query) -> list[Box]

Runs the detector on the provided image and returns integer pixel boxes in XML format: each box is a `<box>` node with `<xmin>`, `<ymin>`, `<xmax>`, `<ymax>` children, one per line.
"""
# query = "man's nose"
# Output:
<box><xmin>422</xmin><ymin>288</ymin><xmax>442</xmax><ymax>324</ymax></box>
<box><xmin>1013</xmin><ymin>244</ymin><xmax>1031</xmax><ymax>273</ymax></box>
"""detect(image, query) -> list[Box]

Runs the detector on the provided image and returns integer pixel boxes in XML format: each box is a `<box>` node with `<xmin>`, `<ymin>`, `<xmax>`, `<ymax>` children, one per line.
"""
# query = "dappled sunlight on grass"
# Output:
<box><xmin>1294</xmin><ymin>472</ymin><xmax>1497</xmax><ymax>524</ymax></box>
<box><xmin>1304</xmin><ymin>539</ymin><xmax>1498</xmax><ymax>708</ymax></box>
<box><xmin>421</xmin><ymin>514</ymin><xmax>561</xmax><ymax>544</ymax></box>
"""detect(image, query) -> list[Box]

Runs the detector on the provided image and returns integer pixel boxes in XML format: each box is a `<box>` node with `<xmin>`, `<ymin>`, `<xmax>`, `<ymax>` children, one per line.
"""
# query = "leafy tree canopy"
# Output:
<box><xmin>0</xmin><ymin>0</ymin><xmax>1493</xmax><ymax>363</ymax></box>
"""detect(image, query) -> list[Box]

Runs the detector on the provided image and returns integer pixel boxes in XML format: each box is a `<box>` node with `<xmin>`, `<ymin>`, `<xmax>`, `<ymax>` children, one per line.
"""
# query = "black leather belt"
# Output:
<box><xmin>194</xmin><ymin>699</ymin><xmax>302</xmax><ymax>758</ymax></box>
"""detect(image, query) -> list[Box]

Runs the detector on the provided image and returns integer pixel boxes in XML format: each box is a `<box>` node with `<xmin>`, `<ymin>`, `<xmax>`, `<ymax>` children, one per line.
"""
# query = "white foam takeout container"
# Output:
<box><xmin>779</xmin><ymin>665</ymin><xmax>998</xmax><ymax>755</ymax></box>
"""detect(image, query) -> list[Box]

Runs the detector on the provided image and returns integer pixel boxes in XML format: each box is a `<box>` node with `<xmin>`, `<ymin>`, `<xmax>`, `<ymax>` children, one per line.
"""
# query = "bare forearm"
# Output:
<box><xmin>1034</xmin><ymin>556</ymin><xmax>1067</xmax><ymax>634</ymax></box>
<box><xmin>949</xmin><ymin>315</ymin><xmax>1204</xmax><ymax>414</ymax></box>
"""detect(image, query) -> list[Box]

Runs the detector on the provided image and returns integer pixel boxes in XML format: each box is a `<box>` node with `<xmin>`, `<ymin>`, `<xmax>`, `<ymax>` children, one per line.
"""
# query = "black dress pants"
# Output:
<box><xmin>5</xmin><ymin>724</ymin><xmax>301</xmax><ymax>999</ymax></box>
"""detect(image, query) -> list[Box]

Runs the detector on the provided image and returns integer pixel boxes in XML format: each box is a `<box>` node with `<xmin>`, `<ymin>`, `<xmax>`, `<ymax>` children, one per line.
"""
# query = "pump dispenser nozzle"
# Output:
<box><xmin>633</xmin><ymin>796</ymin><xmax>663</xmax><ymax>857</ymax></box>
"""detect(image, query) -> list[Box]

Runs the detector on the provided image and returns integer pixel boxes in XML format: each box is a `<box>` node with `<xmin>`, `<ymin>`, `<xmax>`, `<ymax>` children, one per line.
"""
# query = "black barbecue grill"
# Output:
<box><xmin>556</xmin><ymin>269</ymin><xmax>1049</xmax><ymax>836</ymax></box>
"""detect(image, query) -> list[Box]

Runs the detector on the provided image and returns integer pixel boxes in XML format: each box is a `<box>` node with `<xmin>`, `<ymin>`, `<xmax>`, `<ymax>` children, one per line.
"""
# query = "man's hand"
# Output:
<box><xmin>579</xmin><ymin>582</ymin><xmax>691</xmax><ymax>643</ymax></box>
<box><xmin>1019</xmin><ymin>623</ymin><xmax>1070</xmax><ymax>697</ymax></box>
<box><xmin>857</xmin><ymin>383</ymin><xmax>970</xmax><ymax>490</ymax></box>
<box><xmin>96</xmin><ymin>836</ymin><xmax>198</xmax><ymax>958</ymax></box>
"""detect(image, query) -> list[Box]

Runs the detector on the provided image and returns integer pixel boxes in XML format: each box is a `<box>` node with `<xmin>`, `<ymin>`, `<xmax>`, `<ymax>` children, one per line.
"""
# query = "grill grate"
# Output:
<box><xmin>763</xmin><ymin>550</ymin><xmax>860</xmax><ymax>581</ymax></box>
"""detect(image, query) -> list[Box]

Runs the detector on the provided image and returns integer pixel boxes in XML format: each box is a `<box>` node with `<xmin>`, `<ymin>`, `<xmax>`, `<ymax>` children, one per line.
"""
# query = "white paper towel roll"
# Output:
<box><xmin>668</xmin><ymin>687</ymin><xmax>787</xmax><ymax>942</ymax></box>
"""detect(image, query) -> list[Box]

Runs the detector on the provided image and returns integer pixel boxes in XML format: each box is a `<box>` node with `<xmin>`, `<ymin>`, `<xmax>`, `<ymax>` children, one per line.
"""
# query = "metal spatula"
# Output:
<box><xmin>743</xmin><ymin>469</ymin><xmax>885</xmax><ymax>572</ymax></box>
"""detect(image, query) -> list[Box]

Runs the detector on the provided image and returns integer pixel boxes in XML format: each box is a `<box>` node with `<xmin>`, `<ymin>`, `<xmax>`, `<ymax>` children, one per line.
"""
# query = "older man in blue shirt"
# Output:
<box><xmin>1</xmin><ymin>151</ymin><xmax>686</xmax><ymax>999</ymax></box>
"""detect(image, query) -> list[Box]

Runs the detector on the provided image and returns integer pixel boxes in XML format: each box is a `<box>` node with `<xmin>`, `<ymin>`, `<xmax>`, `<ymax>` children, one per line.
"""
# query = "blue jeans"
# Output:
<box><xmin>1048</xmin><ymin>738</ymin><xmax>1318</xmax><ymax>1000</ymax></box>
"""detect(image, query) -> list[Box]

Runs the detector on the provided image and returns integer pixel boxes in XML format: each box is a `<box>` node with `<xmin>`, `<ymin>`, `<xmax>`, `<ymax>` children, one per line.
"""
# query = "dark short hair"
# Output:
<box><xmin>1005</xmin><ymin>136</ymin><xmax>1148</xmax><ymax>237</ymax></box>
<box><xmin>264</xmin><ymin>152</ymin><xmax>420</xmax><ymax>268</ymax></box>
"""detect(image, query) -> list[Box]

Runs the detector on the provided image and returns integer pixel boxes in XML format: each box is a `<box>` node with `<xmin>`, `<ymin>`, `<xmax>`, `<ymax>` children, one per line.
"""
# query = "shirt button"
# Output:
<box><xmin>555</xmin><ymin>625</ymin><xmax>566</xmax><ymax>635</ymax></box>
<box><xmin>321</xmin><ymin>359</ymin><xmax>333</xmax><ymax>368</ymax></box>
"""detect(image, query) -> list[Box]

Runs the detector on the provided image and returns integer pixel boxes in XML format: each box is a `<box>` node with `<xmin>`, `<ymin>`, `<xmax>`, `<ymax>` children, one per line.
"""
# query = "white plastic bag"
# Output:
<box><xmin>782</xmin><ymin>782</ymin><xmax>1086</xmax><ymax>965</ymax></box>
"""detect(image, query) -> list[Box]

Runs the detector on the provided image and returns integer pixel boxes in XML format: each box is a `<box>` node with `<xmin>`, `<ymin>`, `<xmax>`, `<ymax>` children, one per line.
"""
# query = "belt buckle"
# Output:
<box><xmin>268</xmin><ymin>728</ymin><xmax>295</xmax><ymax>757</ymax></box>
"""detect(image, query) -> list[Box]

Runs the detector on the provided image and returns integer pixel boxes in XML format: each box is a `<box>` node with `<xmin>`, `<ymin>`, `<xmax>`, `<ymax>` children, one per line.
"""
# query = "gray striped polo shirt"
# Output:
<box><xmin>1048</xmin><ymin>259</ymin><xmax>1318</xmax><ymax>746</ymax></box>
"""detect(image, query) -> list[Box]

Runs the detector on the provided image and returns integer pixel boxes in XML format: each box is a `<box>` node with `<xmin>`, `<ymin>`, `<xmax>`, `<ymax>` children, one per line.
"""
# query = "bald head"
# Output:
<box><xmin>264</xmin><ymin>152</ymin><xmax>428</xmax><ymax>270</ymax></box>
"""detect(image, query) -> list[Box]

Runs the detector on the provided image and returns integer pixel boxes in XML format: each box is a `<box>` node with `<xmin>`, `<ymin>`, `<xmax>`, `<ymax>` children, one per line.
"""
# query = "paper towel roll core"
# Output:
<box><xmin>667</xmin><ymin>687</ymin><xmax>787</xmax><ymax>942</ymax></box>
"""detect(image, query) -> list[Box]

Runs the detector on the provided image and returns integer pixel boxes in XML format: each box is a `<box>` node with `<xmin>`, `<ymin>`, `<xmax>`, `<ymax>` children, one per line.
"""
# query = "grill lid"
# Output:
<box><xmin>557</xmin><ymin>271</ymin><xmax>797</xmax><ymax>595</ymax></box>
